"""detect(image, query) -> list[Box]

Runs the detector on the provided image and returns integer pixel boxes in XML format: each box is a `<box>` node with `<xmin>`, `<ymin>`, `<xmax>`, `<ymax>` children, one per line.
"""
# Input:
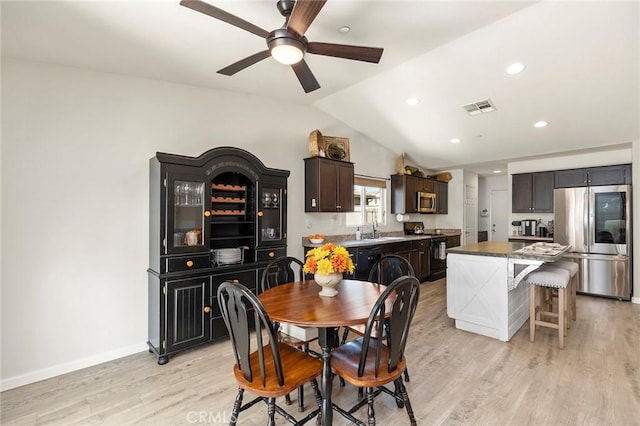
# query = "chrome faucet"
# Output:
<box><xmin>370</xmin><ymin>211</ymin><xmax>378</xmax><ymax>239</ymax></box>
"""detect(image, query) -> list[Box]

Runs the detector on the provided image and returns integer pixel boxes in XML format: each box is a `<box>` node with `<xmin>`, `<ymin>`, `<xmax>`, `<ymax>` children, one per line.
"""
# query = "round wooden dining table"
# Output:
<box><xmin>258</xmin><ymin>279</ymin><xmax>390</xmax><ymax>426</ymax></box>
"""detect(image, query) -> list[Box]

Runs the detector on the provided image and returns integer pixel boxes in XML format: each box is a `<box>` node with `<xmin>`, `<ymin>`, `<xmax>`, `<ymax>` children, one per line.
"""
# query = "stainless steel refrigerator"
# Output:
<box><xmin>554</xmin><ymin>185</ymin><xmax>632</xmax><ymax>300</ymax></box>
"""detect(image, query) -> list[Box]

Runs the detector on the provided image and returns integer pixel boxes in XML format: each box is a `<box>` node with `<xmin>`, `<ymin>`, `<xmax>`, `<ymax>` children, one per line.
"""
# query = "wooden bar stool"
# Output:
<box><xmin>553</xmin><ymin>260</ymin><xmax>579</xmax><ymax>321</ymax></box>
<box><xmin>526</xmin><ymin>265</ymin><xmax>571</xmax><ymax>349</ymax></box>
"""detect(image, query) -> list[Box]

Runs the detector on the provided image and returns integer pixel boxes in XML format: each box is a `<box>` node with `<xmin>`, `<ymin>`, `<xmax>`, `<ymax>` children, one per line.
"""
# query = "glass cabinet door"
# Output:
<box><xmin>258</xmin><ymin>185</ymin><xmax>284</xmax><ymax>246</ymax></box>
<box><xmin>168</xmin><ymin>177</ymin><xmax>206</xmax><ymax>253</ymax></box>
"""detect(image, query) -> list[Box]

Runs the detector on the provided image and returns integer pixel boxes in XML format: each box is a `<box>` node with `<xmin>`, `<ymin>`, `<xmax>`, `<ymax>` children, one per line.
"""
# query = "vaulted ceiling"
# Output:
<box><xmin>3</xmin><ymin>1</ymin><xmax>638</xmax><ymax>175</ymax></box>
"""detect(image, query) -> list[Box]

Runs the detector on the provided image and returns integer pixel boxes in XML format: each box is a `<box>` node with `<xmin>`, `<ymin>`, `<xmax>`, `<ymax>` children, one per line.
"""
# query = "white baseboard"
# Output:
<box><xmin>0</xmin><ymin>343</ymin><xmax>148</xmax><ymax>392</ymax></box>
<box><xmin>632</xmin><ymin>296</ymin><xmax>640</xmax><ymax>304</ymax></box>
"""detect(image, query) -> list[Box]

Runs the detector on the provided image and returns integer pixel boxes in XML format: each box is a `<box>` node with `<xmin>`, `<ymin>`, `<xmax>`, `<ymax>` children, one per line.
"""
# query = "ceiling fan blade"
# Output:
<box><xmin>217</xmin><ymin>50</ymin><xmax>271</xmax><ymax>76</ymax></box>
<box><xmin>307</xmin><ymin>42</ymin><xmax>384</xmax><ymax>63</ymax></box>
<box><xmin>180</xmin><ymin>0</ymin><xmax>270</xmax><ymax>39</ymax></box>
<box><xmin>287</xmin><ymin>0</ymin><xmax>327</xmax><ymax>36</ymax></box>
<box><xmin>291</xmin><ymin>60</ymin><xmax>320</xmax><ymax>93</ymax></box>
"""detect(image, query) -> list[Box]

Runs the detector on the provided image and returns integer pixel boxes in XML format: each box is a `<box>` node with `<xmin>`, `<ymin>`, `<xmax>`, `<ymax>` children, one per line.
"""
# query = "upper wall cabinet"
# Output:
<box><xmin>391</xmin><ymin>174</ymin><xmax>447</xmax><ymax>214</ymax></box>
<box><xmin>391</xmin><ymin>174</ymin><xmax>418</xmax><ymax>214</ymax></box>
<box><xmin>512</xmin><ymin>172</ymin><xmax>554</xmax><ymax>213</ymax></box>
<box><xmin>304</xmin><ymin>157</ymin><xmax>354</xmax><ymax>212</ymax></box>
<box><xmin>434</xmin><ymin>180</ymin><xmax>448</xmax><ymax>214</ymax></box>
<box><xmin>554</xmin><ymin>164</ymin><xmax>631</xmax><ymax>188</ymax></box>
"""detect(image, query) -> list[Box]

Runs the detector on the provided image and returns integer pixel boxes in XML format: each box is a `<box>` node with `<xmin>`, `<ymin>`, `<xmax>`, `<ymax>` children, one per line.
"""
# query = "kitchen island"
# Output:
<box><xmin>446</xmin><ymin>241</ymin><xmax>569</xmax><ymax>341</ymax></box>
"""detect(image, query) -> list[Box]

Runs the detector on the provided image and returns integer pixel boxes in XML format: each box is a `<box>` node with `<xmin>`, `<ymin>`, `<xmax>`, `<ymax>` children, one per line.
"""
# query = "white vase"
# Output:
<box><xmin>314</xmin><ymin>272</ymin><xmax>342</xmax><ymax>297</ymax></box>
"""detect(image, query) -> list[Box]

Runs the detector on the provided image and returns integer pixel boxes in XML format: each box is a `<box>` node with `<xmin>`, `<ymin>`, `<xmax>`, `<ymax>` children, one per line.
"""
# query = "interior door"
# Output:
<box><xmin>490</xmin><ymin>189</ymin><xmax>509</xmax><ymax>241</ymax></box>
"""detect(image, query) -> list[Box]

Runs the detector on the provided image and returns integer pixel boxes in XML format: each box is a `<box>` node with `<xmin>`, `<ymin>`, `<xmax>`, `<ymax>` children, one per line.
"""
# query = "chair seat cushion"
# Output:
<box><xmin>553</xmin><ymin>261</ymin><xmax>579</xmax><ymax>276</ymax></box>
<box><xmin>525</xmin><ymin>266</ymin><xmax>570</xmax><ymax>288</ymax></box>
<box><xmin>233</xmin><ymin>343</ymin><xmax>322</xmax><ymax>398</ymax></box>
<box><xmin>331</xmin><ymin>338</ymin><xmax>405</xmax><ymax>388</ymax></box>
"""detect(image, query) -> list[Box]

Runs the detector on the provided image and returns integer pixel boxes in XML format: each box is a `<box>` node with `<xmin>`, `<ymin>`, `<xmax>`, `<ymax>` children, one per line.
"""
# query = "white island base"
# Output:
<box><xmin>447</xmin><ymin>252</ymin><xmax>530</xmax><ymax>341</ymax></box>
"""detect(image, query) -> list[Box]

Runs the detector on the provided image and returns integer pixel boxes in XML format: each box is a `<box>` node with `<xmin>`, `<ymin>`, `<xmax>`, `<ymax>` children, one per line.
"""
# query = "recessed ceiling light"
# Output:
<box><xmin>450</xmin><ymin>138</ymin><xmax>461</xmax><ymax>144</ymax></box>
<box><xmin>533</xmin><ymin>121</ymin><xmax>548</xmax><ymax>128</ymax></box>
<box><xmin>506</xmin><ymin>63</ymin><xmax>525</xmax><ymax>75</ymax></box>
<box><xmin>339</xmin><ymin>26</ymin><xmax>351</xmax><ymax>33</ymax></box>
<box><xmin>405</xmin><ymin>97</ymin><xmax>419</xmax><ymax>106</ymax></box>
<box><xmin>493</xmin><ymin>170</ymin><xmax>501</xmax><ymax>174</ymax></box>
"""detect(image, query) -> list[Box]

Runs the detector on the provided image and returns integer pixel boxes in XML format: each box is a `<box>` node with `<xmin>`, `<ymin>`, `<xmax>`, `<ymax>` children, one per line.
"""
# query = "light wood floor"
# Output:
<box><xmin>2</xmin><ymin>279</ymin><xmax>639</xmax><ymax>425</ymax></box>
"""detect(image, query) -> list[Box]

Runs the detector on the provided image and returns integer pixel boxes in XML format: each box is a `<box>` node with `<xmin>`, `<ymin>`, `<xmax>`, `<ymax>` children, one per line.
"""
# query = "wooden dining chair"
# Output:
<box><xmin>341</xmin><ymin>254</ymin><xmax>415</xmax><ymax>384</ymax></box>
<box><xmin>330</xmin><ymin>275</ymin><xmax>421</xmax><ymax>426</ymax></box>
<box><xmin>216</xmin><ymin>281</ymin><xmax>323</xmax><ymax>426</ymax></box>
<box><xmin>261</xmin><ymin>256</ymin><xmax>308</xmax><ymax>293</ymax></box>
<box><xmin>260</xmin><ymin>256</ymin><xmax>319</xmax><ymax>411</ymax></box>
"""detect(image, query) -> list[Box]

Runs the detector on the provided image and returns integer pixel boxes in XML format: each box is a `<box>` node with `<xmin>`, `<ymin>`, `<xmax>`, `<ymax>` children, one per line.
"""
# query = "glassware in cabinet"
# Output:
<box><xmin>258</xmin><ymin>184</ymin><xmax>285</xmax><ymax>246</ymax></box>
<box><xmin>168</xmin><ymin>178</ymin><xmax>206</xmax><ymax>253</ymax></box>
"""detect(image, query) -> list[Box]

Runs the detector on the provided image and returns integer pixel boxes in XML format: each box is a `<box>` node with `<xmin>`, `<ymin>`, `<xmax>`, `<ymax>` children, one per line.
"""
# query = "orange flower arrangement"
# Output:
<box><xmin>303</xmin><ymin>243</ymin><xmax>354</xmax><ymax>275</ymax></box>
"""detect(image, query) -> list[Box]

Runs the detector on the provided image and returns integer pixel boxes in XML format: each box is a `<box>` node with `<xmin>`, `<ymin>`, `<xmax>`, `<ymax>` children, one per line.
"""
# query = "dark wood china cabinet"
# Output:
<box><xmin>147</xmin><ymin>147</ymin><xmax>289</xmax><ymax>364</ymax></box>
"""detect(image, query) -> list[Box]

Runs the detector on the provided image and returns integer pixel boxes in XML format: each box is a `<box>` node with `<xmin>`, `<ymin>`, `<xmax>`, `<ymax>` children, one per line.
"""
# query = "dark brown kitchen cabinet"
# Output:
<box><xmin>391</xmin><ymin>174</ymin><xmax>418</xmax><ymax>214</ymax></box>
<box><xmin>412</xmin><ymin>239</ymin><xmax>430</xmax><ymax>280</ymax></box>
<box><xmin>304</xmin><ymin>157</ymin><xmax>354</xmax><ymax>212</ymax></box>
<box><xmin>446</xmin><ymin>234</ymin><xmax>461</xmax><ymax>248</ymax></box>
<box><xmin>511</xmin><ymin>172</ymin><xmax>554</xmax><ymax>213</ymax></box>
<box><xmin>434</xmin><ymin>181</ymin><xmax>448</xmax><ymax>214</ymax></box>
<box><xmin>554</xmin><ymin>164</ymin><xmax>631</xmax><ymax>188</ymax></box>
<box><xmin>391</xmin><ymin>174</ymin><xmax>447</xmax><ymax>214</ymax></box>
<box><xmin>420</xmin><ymin>178</ymin><xmax>435</xmax><ymax>193</ymax></box>
<box><xmin>148</xmin><ymin>147</ymin><xmax>289</xmax><ymax>364</ymax></box>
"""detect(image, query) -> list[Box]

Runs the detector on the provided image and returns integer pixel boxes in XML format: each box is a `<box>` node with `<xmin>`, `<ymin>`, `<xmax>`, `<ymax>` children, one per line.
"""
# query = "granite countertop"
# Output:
<box><xmin>447</xmin><ymin>241</ymin><xmax>570</xmax><ymax>261</ymax></box>
<box><xmin>303</xmin><ymin>230</ymin><xmax>461</xmax><ymax>249</ymax></box>
<box><xmin>447</xmin><ymin>241</ymin><xmax>525</xmax><ymax>258</ymax></box>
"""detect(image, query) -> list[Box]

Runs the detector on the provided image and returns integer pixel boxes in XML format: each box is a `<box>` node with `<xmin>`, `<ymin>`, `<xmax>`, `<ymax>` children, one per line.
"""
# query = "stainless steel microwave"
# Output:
<box><xmin>417</xmin><ymin>191</ymin><xmax>436</xmax><ymax>213</ymax></box>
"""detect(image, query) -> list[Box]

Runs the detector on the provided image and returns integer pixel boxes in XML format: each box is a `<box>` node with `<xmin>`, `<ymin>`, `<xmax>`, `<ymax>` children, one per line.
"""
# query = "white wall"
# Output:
<box><xmin>0</xmin><ymin>59</ymin><xmax>404</xmax><ymax>390</ymax></box>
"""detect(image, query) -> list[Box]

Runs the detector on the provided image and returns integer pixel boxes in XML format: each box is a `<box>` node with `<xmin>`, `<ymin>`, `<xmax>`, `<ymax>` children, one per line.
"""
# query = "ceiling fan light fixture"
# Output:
<box><xmin>268</xmin><ymin>34</ymin><xmax>305</xmax><ymax>65</ymax></box>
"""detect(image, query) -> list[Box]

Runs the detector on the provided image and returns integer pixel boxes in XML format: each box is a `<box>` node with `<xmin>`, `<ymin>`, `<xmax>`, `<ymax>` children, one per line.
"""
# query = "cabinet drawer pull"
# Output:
<box><xmin>203</xmin><ymin>306</ymin><xmax>211</xmax><ymax>313</ymax></box>
<box><xmin>269</xmin><ymin>251</ymin><xmax>275</xmax><ymax>258</ymax></box>
<box><xmin>186</xmin><ymin>260</ymin><xmax>194</xmax><ymax>267</ymax></box>
<box><xmin>258</xmin><ymin>211</ymin><xmax>264</xmax><ymax>217</ymax></box>
<box><xmin>204</xmin><ymin>210</ymin><xmax>211</xmax><ymax>217</ymax></box>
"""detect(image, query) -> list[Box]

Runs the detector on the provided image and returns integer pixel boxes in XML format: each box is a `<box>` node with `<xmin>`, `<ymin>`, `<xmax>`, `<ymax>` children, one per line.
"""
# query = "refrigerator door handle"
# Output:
<box><xmin>584</xmin><ymin>188</ymin><xmax>590</xmax><ymax>249</ymax></box>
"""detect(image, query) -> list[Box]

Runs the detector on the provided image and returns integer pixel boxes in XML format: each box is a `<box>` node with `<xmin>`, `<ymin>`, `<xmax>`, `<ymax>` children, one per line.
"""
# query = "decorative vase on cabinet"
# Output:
<box><xmin>147</xmin><ymin>146</ymin><xmax>289</xmax><ymax>365</ymax></box>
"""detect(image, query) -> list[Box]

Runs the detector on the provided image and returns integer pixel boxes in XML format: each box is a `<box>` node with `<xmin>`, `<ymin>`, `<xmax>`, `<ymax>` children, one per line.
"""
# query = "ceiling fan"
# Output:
<box><xmin>179</xmin><ymin>0</ymin><xmax>384</xmax><ymax>93</ymax></box>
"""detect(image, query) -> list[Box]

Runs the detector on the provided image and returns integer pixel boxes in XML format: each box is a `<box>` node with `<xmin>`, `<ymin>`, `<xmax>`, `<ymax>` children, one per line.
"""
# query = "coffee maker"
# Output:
<box><xmin>521</xmin><ymin>219</ymin><xmax>537</xmax><ymax>236</ymax></box>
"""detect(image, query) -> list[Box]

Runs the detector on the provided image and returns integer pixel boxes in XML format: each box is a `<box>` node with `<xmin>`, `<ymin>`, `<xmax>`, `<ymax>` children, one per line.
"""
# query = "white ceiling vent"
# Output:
<box><xmin>463</xmin><ymin>99</ymin><xmax>496</xmax><ymax>116</ymax></box>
